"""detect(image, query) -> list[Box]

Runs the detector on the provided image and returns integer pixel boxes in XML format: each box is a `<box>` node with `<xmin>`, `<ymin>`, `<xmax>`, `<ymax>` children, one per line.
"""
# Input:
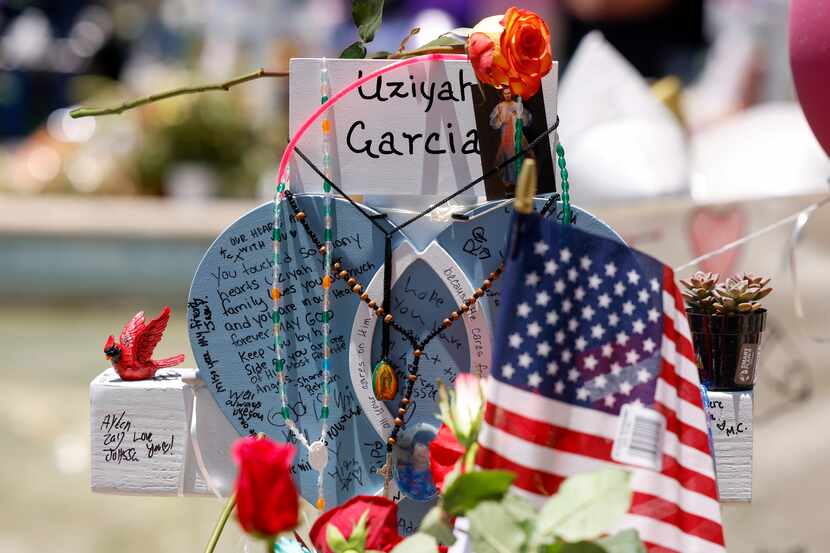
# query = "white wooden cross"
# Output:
<box><xmin>90</xmin><ymin>369</ymin><xmax>752</xmax><ymax>501</ymax></box>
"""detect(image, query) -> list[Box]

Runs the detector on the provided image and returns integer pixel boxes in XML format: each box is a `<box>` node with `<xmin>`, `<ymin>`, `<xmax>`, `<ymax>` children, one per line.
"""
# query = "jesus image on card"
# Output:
<box><xmin>490</xmin><ymin>89</ymin><xmax>533</xmax><ymax>191</ymax></box>
<box><xmin>472</xmin><ymin>77</ymin><xmax>557</xmax><ymax>200</ymax></box>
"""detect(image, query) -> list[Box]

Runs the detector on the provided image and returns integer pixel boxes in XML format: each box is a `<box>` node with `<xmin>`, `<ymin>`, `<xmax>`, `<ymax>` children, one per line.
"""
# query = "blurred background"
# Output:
<box><xmin>0</xmin><ymin>0</ymin><xmax>828</xmax><ymax>552</ymax></box>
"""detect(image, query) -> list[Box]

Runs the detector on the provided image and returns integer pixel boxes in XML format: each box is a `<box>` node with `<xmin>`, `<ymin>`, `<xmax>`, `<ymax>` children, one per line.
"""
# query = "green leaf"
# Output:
<box><xmin>417</xmin><ymin>33</ymin><xmax>467</xmax><ymax>50</ymax></box>
<box><xmin>531</xmin><ymin>469</ymin><xmax>632</xmax><ymax>546</ymax></box>
<box><xmin>326</xmin><ymin>523</ymin><xmax>349</xmax><ymax>553</ymax></box>
<box><xmin>352</xmin><ymin>0</ymin><xmax>384</xmax><ymax>43</ymax></box>
<box><xmin>501</xmin><ymin>493</ymin><xmax>537</xmax><ymax>524</ymax></box>
<box><xmin>390</xmin><ymin>533</ymin><xmax>440</xmax><ymax>553</ymax></box>
<box><xmin>345</xmin><ymin>511</ymin><xmax>370</xmax><ymax>551</ymax></box>
<box><xmin>419</xmin><ymin>506</ymin><xmax>456</xmax><ymax>546</ymax></box>
<box><xmin>597</xmin><ymin>529</ymin><xmax>647</xmax><ymax>553</ymax></box>
<box><xmin>544</xmin><ymin>542</ymin><xmax>608</xmax><ymax>553</ymax></box>
<box><xmin>467</xmin><ymin>501</ymin><xmax>527</xmax><ymax>553</ymax></box>
<box><xmin>340</xmin><ymin>41</ymin><xmax>368</xmax><ymax>59</ymax></box>
<box><xmin>442</xmin><ymin>470</ymin><xmax>515</xmax><ymax>516</ymax></box>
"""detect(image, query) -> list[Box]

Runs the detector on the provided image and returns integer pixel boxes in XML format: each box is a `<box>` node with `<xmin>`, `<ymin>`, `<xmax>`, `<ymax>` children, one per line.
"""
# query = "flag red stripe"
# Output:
<box><xmin>662</xmin><ymin>312</ymin><xmax>696</xmax><ymax>361</ymax></box>
<box><xmin>663</xmin><ymin>266</ymin><xmax>685</xmax><ymax>314</ymax></box>
<box><xmin>642</xmin><ymin>542</ymin><xmax>680</xmax><ymax>553</ymax></box>
<box><xmin>630</xmin><ymin>493</ymin><xmax>725</xmax><ymax>545</ymax></box>
<box><xmin>651</xmin><ymin>398</ymin><xmax>713</xmax><ymax>458</ymax></box>
<box><xmin>484</xmin><ymin>403</ymin><xmax>718</xmax><ymax>498</ymax></box>
<box><xmin>660</xmin><ymin>358</ymin><xmax>705</xmax><ymax>412</ymax></box>
<box><xmin>477</xmin><ymin>444</ymin><xmax>565</xmax><ymax>496</ymax></box>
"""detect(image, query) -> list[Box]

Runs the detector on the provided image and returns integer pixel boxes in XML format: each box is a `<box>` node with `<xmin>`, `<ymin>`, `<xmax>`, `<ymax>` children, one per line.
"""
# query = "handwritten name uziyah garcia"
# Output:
<box><xmin>347</xmin><ymin>69</ymin><xmax>481</xmax><ymax>159</ymax></box>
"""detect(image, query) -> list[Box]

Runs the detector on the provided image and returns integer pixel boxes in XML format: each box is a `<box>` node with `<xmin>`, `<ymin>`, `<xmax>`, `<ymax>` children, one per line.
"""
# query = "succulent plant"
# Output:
<box><xmin>680</xmin><ymin>271</ymin><xmax>720</xmax><ymax>313</ymax></box>
<box><xmin>681</xmin><ymin>271</ymin><xmax>773</xmax><ymax>315</ymax></box>
<box><xmin>711</xmin><ymin>273</ymin><xmax>772</xmax><ymax>314</ymax></box>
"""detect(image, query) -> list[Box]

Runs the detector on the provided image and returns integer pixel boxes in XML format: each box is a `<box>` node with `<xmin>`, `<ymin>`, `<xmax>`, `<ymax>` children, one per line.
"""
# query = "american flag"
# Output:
<box><xmin>477</xmin><ymin>213</ymin><xmax>725</xmax><ymax>553</ymax></box>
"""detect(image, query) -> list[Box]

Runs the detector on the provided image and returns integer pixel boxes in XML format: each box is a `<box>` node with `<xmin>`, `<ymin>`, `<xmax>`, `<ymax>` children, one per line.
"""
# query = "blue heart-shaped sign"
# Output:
<box><xmin>187</xmin><ymin>195</ymin><xmax>620</xmax><ymax>529</ymax></box>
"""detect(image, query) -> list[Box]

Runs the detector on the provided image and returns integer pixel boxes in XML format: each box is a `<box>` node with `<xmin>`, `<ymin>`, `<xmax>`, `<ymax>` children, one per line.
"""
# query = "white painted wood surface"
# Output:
<box><xmin>704</xmin><ymin>390</ymin><xmax>753</xmax><ymax>502</ymax></box>
<box><xmin>90</xmin><ymin>370</ymin><xmax>753</xmax><ymax>501</ymax></box>
<box><xmin>90</xmin><ymin>368</ymin><xmax>237</xmax><ymax>497</ymax></box>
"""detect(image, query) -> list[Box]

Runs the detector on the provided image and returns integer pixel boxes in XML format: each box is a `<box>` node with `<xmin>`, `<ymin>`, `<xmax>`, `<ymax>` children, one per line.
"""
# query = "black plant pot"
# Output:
<box><xmin>687</xmin><ymin>309</ymin><xmax>767</xmax><ymax>391</ymax></box>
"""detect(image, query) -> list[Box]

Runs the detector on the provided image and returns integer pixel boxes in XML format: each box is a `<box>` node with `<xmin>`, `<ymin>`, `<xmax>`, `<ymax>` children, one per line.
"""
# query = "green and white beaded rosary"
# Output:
<box><xmin>271</xmin><ymin>59</ymin><xmax>335</xmax><ymax>512</ymax></box>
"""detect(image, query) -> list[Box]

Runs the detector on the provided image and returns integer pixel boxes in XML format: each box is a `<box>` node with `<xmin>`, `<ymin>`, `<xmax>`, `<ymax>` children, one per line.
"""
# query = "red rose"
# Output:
<box><xmin>232</xmin><ymin>436</ymin><xmax>299</xmax><ymax>538</ymax></box>
<box><xmin>429</xmin><ymin>423</ymin><xmax>465</xmax><ymax>491</ymax></box>
<box><xmin>309</xmin><ymin>495</ymin><xmax>403</xmax><ymax>553</ymax></box>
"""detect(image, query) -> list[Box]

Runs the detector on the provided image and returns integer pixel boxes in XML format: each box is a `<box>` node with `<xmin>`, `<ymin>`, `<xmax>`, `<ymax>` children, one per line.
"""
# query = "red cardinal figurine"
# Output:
<box><xmin>104</xmin><ymin>306</ymin><xmax>185</xmax><ymax>381</ymax></box>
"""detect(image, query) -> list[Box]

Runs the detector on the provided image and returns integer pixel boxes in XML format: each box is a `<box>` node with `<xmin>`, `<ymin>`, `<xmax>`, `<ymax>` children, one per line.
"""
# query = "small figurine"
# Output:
<box><xmin>104</xmin><ymin>306</ymin><xmax>185</xmax><ymax>381</ymax></box>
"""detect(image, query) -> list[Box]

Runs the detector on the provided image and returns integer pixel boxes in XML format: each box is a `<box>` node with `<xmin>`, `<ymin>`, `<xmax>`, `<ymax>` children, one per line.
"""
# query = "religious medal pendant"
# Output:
<box><xmin>372</xmin><ymin>359</ymin><xmax>398</xmax><ymax>401</ymax></box>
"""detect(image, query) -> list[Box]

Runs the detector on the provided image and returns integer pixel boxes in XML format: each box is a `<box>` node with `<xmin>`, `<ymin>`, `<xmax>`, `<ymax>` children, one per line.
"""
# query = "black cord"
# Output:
<box><xmin>292</xmin><ymin>147</ymin><xmax>393</xmax><ymax>237</ymax></box>
<box><xmin>381</xmin><ymin>235</ymin><xmax>392</xmax><ymax>362</ymax></box>
<box><xmin>392</xmin><ymin>116</ymin><xmax>559</xmax><ymax>233</ymax></box>
<box><xmin>292</xmin><ymin>115</ymin><xmax>561</xmax><ymax>237</ymax></box>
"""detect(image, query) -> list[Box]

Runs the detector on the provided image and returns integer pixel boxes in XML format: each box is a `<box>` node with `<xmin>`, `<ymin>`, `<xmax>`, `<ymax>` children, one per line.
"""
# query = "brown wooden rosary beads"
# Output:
<box><xmin>286</xmin><ymin>190</ymin><xmax>504</xmax><ymax>496</ymax></box>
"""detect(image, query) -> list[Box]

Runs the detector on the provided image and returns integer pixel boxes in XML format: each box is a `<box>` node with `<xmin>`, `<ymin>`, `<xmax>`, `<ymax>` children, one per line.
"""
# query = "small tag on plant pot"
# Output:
<box><xmin>735</xmin><ymin>343</ymin><xmax>759</xmax><ymax>387</ymax></box>
<box><xmin>612</xmin><ymin>403</ymin><xmax>666</xmax><ymax>472</ymax></box>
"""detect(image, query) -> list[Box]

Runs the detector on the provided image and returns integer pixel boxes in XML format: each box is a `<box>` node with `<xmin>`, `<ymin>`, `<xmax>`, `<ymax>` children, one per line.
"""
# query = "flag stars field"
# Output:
<box><xmin>527</xmin><ymin>321</ymin><xmax>542</xmax><ymax>338</ymax></box>
<box><xmin>527</xmin><ymin>372</ymin><xmax>543</xmax><ymax>387</ymax></box>
<box><xmin>509</xmin><ymin>332</ymin><xmax>523</xmax><ymax>349</ymax></box>
<box><xmin>496</xmin><ymin>221</ymin><xmax>670</xmax><ymax>417</ymax></box>
<box><xmin>598</xmin><ymin>292</ymin><xmax>612</xmax><ymax>309</ymax></box>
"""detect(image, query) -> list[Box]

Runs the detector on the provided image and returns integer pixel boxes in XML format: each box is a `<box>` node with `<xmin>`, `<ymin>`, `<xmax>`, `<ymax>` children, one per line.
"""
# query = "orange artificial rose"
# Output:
<box><xmin>466</xmin><ymin>7</ymin><xmax>552</xmax><ymax>100</ymax></box>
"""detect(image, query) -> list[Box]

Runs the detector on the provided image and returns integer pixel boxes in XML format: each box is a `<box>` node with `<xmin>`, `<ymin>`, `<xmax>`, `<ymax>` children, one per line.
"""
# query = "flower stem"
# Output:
<box><xmin>69</xmin><ymin>68</ymin><xmax>288</xmax><ymax>118</ymax></box>
<box><xmin>69</xmin><ymin>44</ymin><xmax>468</xmax><ymax>119</ymax></box>
<box><xmin>266</xmin><ymin>537</ymin><xmax>276</xmax><ymax>553</ymax></box>
<box><xmin>204</xmin><ymin>493</ymin><xmax>237</xmax><ymax>553</ymax></box>
<box><xmin>389</xmin><ymin>44</ymin><xmax>466</xmax><ymax>59</ymax></box>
